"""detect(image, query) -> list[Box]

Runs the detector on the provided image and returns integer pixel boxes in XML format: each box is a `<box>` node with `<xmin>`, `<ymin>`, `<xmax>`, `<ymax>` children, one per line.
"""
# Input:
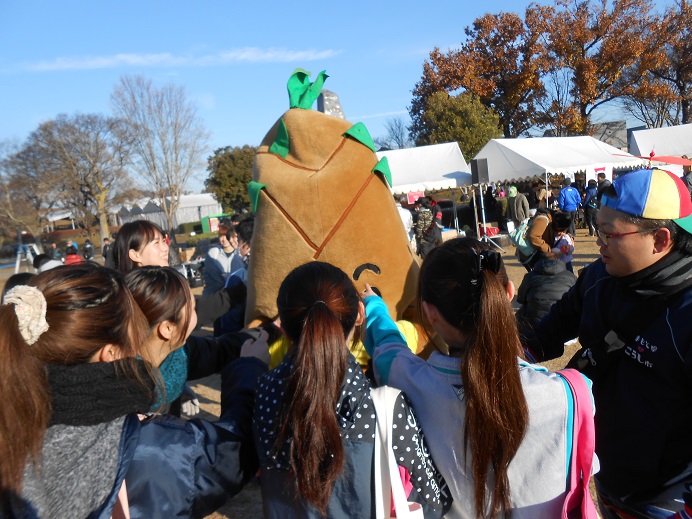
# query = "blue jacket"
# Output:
<box><xmin>526</xmin><ymin>259</ymin><xmax>692</xmax><ymax>498</ymax></box>
<box><xmin>558</xmin><ymin>185</ymin><xmax>581</xmax><ymax>212</ymax></box>
<box><xmin>127</xmin><ymin>358</ymin><xmax>265</xmax><ymax>518</ymax></box>
<box><xmin>15</xmin><ymin>357</ymin><xmax>266</xmax><ymax>519</ymax></box>
<box><xmin>202</xmin><ymin>246</ymin><xmax>238</xmax><ymax>296</ymax></box>
<box><xmin>582</xmin><ymin>185</ymin><xmax>598</xmax><ymax>209</ymax></box>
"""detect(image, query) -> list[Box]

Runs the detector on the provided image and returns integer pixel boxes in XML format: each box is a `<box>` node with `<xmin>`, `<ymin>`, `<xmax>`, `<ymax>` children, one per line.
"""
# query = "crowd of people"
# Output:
<box><xmin>1</xmin><ymin>167</ymin><xmax>691</xmax><ymax>519</ymax></box>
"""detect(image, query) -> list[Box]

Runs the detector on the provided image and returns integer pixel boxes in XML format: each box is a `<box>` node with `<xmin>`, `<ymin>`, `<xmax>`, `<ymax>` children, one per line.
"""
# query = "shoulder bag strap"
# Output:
<box><xmin>371</xmin><ymin>386</ymin><xmax>422</xmax><ymax>519</ymax></box>
<box><xmin>558</xmin><ymin>369</ymin><xmax>598</xmax><ymax>519</ymax></box>
<box><xmin>372</xmin><ymin>386</ymin><xmax>391</xmax><ymax>519</ymax></box>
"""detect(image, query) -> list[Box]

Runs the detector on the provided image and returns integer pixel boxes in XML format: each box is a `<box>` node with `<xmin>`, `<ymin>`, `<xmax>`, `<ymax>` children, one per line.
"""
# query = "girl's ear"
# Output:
<box><xmin>157</xmin><ymin>320</ymin><xmax>175</xmax><ymax>341</ymax></box>
<box><xmin>93</xmin><ymin>344</ymin><xmax>123</xmax><ymax>363</ymax></box>
<box><xmin>355</xmin><ymin>301</ymin><xmax>365</xmax><ymax>326</ymax></box>
<box><xmin>128</xmin><ymin>248</ymin><xmax>141</xmax><ymax>264</ymax></box>
<box><xmin>506</xmin><ymin>280</ymin><xmax>516</xmax><ymax>302</ymax></box>
<box><xmin>422</xmin><ymin>301</ymin><xmax>440</xmax><ymax>326</ymax></box>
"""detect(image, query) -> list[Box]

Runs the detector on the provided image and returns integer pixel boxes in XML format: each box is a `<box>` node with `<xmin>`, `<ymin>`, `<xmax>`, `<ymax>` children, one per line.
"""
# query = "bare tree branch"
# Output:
<box><xmin>111</xmin><ymin>75</ymin><xmax>210</xmax><ymax>234</ymax></box>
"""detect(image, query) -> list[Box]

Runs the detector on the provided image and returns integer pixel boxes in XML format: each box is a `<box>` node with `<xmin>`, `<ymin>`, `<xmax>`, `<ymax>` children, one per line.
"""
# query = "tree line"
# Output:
<box><xmin>0</xmin><ymin>75</ymin><xmax>209</xmax><ymax>246</ymax></box>
<box><xmin>409</xmin><ymin>0</ymin><xmax>692</xmax><ymax>157</ymax></box>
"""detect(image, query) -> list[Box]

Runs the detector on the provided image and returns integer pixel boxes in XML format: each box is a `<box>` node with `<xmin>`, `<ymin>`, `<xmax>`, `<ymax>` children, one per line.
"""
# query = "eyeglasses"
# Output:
<box><xmin>595</xmin><ymin>229</ymin><xmax>651</xmax><ymax>245</ymax></box>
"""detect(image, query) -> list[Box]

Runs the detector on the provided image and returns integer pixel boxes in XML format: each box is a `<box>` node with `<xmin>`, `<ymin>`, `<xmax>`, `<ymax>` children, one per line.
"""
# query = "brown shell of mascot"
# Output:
<box><xmin>245</xmin><ymin>70</ymin><xmax>422</xmax><ymax>353</ymax></box>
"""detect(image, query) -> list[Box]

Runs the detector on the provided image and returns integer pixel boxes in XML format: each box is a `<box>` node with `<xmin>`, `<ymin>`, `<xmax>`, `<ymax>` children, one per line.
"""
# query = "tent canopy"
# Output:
<box><xmin>46</xmin><ymin>209</ymin><xmax>74</xmax><ymax>222</ymax></box>
<box><xmin>376</xmin><ymin>142</ymin><xmax>472</xmax><ymax>195</ymax></box>
<box><xmin>629</xmin><ymin>124</ymin><xmax>692</xmax><ymax>158</ymax></box>
<box><xmin>474</xmin><ymin>136</ymin><xmax>644</xmax><ymax>183</ymax></box>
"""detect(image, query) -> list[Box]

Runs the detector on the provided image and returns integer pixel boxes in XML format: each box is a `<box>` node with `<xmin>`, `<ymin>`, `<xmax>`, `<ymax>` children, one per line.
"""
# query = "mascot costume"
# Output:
<box><xmin>245</xmin><ymin>70</ymin><xmax>427</xmax><ymax>366</ymax></box>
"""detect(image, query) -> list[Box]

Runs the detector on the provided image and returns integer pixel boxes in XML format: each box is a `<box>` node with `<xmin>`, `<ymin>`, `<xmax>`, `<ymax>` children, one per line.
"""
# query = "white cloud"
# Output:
<box><xmin>22</xmin><ymin>47</ymin><xmax>341</xmax><ymax>72</ymax></box>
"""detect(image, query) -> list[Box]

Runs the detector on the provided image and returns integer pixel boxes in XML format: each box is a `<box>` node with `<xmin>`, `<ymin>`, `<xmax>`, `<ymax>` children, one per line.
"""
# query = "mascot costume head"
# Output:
<box><xmin>245</xmin><ymin>70</ymin><xmax>420</xmax><ymax>340</ymax></box>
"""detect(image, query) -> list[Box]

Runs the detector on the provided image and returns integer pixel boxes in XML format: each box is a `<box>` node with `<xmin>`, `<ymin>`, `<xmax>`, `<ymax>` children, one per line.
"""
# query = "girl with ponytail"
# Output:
<box><xmin>253</xmin><ymin>261</ymin><xmax>450</xmax><ymax>518</ymax></box>
<box><xmin>0</xmin><ymin>263</ymin><xmax>268</xmax><ymax>518</ymax></box>
<box><xmin>364</xmin><ymin>237</ymin><xmax>584</xmax><ymax>518</ymax></box>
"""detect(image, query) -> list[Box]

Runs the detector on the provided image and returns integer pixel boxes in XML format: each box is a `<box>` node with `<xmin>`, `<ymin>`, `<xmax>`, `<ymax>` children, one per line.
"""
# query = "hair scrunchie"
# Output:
<box><xmin>3</xmin><ymin>285</ymin><xmax>49</xmax><ymax>345</ymax></box>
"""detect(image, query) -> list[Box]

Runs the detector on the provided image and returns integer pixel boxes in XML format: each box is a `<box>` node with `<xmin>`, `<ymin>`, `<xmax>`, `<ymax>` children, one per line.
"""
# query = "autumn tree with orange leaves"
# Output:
<box><xmin>410</xmin><ymin>9</ymin><xmax>549</xmax><ymax>141</ymax></box>
<box><xmin>531</xmin><ymin>0</ymin><xmax>658</xmax><ymax>134</ymax></box>
<box><xmin>624</xmin><ymin>0</ymin><xmax>692</xmax><ymax>126</ymax></box>
<box><xmin>412</xmin><ymin>0</ymin><xmax>665</xmax><ymax>141</ymax></box>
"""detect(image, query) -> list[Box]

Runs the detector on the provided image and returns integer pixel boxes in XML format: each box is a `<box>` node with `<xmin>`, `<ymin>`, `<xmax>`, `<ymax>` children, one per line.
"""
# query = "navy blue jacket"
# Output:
<box><xmin>516</xmin><ymin>259</ymin><xmax>576</xmax><ymax>334</ymax></box>
<box><xmin>99</xmin><ymin>357</ymin><xmax>265</xmax><ymax>519</ymax></box>
<box><xmin>526</xmin><ymin>259</ymin><xmax>692</xmax><ymax>497</ymax></box>
<box><xmin>582</xmin><ymin>185</ymin><xmax>598</xmax><ymax>209</ymax></box>
<box><xmin>13</xmin><ymin>357</ymin><xmax>265</xmax><ymax>519</ymax></box>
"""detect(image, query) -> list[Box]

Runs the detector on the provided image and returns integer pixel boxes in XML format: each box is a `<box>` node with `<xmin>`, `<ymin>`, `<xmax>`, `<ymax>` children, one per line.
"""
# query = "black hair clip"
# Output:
<box><xmin>479</xmin><ymin>250</ymin><xmax>502</xmax><ymax>275</ymax></box>
<box><xmin>469</xmin><ymin>248</ymin><xmax>502</xmax><ymax>285</ymax></box>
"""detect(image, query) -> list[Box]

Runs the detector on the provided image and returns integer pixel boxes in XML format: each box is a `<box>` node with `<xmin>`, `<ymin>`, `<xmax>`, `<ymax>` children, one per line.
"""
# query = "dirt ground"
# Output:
<box><xmin>0</xmin><ymin>228</ymin><xmax>602</xmax><ymax>518</ymax></box>
<box><xmin>196</xmin><ymin>228</ymin><xmax>602</xmax><ymax>518</ymax></box>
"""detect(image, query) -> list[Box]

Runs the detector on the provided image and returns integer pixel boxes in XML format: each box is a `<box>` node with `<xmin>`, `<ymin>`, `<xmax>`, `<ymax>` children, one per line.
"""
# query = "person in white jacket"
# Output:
<box><xmin>395</xmin><ymin>195</ymin><xmax>416</xmax><ymax>252</ymax></box>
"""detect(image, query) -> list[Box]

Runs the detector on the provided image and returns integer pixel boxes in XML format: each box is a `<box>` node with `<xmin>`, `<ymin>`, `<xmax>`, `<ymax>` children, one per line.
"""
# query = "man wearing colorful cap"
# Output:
<box><xmin>524</xmin><ymin>168</ymin><xmax>692</xmax><ymax>517</ymax></box>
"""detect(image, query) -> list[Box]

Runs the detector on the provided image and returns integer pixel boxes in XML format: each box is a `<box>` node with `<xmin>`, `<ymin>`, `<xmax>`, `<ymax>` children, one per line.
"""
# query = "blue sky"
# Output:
<box><xmin>0</xmin><ymin>1</ymin><xmax>668</xmax><ymax>192</ymax></box>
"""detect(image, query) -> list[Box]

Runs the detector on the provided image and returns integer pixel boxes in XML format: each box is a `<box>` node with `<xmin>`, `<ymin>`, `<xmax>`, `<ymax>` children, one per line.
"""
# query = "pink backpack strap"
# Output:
<box><xmin>559</xmin><ymin>368</ymin><xmax>599</xmax><ymax>519</ymax></box>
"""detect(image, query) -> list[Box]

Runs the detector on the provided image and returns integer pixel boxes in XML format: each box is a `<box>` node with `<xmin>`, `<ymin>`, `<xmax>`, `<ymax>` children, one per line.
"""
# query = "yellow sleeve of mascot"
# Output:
<box><xmin>348</xmin><ymin>320</ymin><xmax>419</xmax><ymax>368</ymax></box>
<box><xmin>245</xmin><ymin>70</ymin><xmax>421</xmax><ymax>345</ymax></box>
<box><xmin>266</xmin><ymin>319</ymin><xmax>420</xmax><ymax>370</ymax></box>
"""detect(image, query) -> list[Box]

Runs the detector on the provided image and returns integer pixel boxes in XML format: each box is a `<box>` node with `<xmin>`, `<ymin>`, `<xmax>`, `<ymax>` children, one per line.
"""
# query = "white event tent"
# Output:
<box><xmin>474</xmin><ymin>136</ymin><xmax>644</xmax><ymax>185</ymax></box>
<box><xmin>113</xmin><ymin>193</ymin><xmax>223</xmax><ymax>228</ymax></box>
<box><xmin>629</xmin><ymin>124</ymin><xmax>692</xmax><ymax>158</ymax></box>
<box><xmin>376</xmin><ymin>142</ymin><xmax>472</xmax><ymax>194</ymax></box>
<box><xmin>629</xmin><ymin>124</ymin><xmax>692</xmax><ymax>176</ymax></box>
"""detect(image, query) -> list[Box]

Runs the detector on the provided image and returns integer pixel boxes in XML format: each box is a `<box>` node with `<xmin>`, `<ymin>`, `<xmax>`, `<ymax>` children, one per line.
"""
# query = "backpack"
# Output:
<box><xmin>509</xmin><ymin>217</ymin><xmax>536</xmax><ymax>256</ymax></box>
<box><xmin>585</xmin><ymin>193</ymin><xmax>598</xmax><ymax>209</ymax></box>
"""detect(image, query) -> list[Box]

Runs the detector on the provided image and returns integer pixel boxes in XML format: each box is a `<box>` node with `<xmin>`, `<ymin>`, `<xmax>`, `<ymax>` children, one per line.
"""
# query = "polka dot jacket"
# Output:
<box><xmin>253</xmin><ymin>352</ymin><xmax>451</xmax><ymax>518</ymax></box>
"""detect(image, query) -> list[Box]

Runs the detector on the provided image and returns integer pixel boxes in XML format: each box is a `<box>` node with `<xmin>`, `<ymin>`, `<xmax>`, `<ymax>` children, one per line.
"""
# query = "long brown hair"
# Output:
<box><xmin>125</xmin><ymin>266</ymin><xmax>193</xmax><ymax>345</ymax></box>
<box><xmin>275</xmin><ymin>261</ymin><xmax>360</xmax><ymax>516</ymax></box>
<box><xmin>419</xmin><ymin>237</ymin><xmax>528</xmax><ymax>518</ymax></box>
<box><xmin>0</xmin><ymin>263</ymin><xmax>152</xmax><ymax>493</ymax></box>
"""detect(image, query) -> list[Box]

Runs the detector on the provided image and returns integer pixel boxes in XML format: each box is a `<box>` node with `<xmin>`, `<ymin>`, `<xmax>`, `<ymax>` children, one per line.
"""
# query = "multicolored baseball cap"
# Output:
<box><xmin>602</xmin><ymin>168</ymin><xmax>692</xmax><ymax>234</ymax></box>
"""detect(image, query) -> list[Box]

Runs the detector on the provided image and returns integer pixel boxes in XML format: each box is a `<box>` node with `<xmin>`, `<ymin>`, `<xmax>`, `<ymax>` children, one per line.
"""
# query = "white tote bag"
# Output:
<box><xmin>370</xmin><ymin>386</ymin><xmax>424</xmax><ymax>519</ymax></box>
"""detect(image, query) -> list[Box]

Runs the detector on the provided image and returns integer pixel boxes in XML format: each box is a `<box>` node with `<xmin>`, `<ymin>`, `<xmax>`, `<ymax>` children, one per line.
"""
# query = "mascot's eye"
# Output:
<box><xmin>353</xmin><ymin>263</ymin><xmax>381</xmax><ymax>281</ymax></box>
<box><xmin>353</xmin><ymin>263</ymin><xmax>382</xmax><ymax>296</ymax></box>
